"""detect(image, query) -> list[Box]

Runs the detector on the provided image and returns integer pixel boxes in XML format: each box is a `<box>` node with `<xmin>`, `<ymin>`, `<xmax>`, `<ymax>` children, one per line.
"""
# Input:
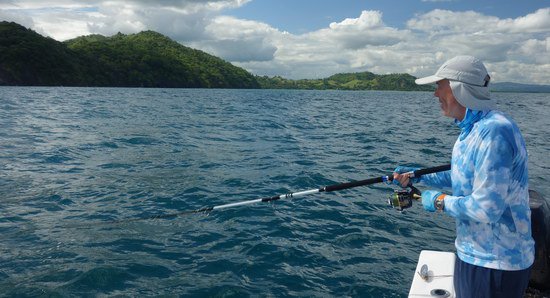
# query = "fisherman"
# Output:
<box><xmin>393</xmin><ymin>56</ymin><xmax>535</xmax><ymax>298</ymax></box>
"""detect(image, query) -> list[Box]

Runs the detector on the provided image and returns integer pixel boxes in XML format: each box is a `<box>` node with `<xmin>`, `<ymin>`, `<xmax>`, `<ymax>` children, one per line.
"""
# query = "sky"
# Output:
<box><xmin>1</xmin><ymin>0</ymin><xmax>549</xmax><ymax>84</ymax></box>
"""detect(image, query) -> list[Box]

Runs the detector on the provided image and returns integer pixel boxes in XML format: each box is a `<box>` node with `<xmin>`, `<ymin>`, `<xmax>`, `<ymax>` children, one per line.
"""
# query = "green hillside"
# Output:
<box><xmin>64</xmin><ymin>31</ymin><xmax>259</xmax><ymax>88</ymax></box>
<box><xmin>256</xmin><ymin>72</ymin><xmax>432</xmax><ymax>91</ymax></box>
<box><xmin>0</xmin><ymin>21</ymin><xmax>84</xmax><ymax>86</ymax></box>
<box><xmin>0</xmin><ymin>22</ymin><xmax>259</xmax><ymax>88</ymax></box>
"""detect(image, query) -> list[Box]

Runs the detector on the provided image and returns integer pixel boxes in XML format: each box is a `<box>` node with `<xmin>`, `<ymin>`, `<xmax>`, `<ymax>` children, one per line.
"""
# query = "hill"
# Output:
<box><xmin>0</xmin><ymin>21</ymin><xmax>259</xmax><ymax>88</ymax></box>
<box><xmin>0</xmin><ymin>21</ymin><xmax>84</xmax><ymax>86</ymax></box>
<box><xmin>64</xmin><ymin>31</ymin><xmax>259</xmax><ymax>88</ymax></box>
<box><xmin>490</xmin><ymin>82</ymin><xmax>550</xmax><ymax>93</ymax></box>
<box><xmin>256</xmin><ymin>72</ymin><xmax>432</xmax><ymax>91</ymax></box>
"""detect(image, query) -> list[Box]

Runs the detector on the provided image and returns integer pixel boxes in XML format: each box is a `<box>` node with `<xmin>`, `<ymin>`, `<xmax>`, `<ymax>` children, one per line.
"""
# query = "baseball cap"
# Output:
<box><xmin>415</xmin><ymin>55</ymin><xmax>491</xmax><ymax>86</ymax></box>
<box><xmin>416</xmin><ymin>55</ymin><xmax>495</xmax><ymax>111</ymax></box>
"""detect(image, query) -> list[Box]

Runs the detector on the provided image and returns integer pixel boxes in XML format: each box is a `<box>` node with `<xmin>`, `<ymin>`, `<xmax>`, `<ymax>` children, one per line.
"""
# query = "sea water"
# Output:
<box><xmin>0</xmin><ymin>87</ymin><xmax>548</xmax><ymax>297</ymax></box>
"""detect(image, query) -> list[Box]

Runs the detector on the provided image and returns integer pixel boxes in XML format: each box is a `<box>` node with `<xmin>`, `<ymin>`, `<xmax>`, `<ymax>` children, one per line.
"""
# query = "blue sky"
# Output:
<box><xmin>1</xmin><ymin>0</ymin><xmax>549</xmax><ymax>84</ymax></box>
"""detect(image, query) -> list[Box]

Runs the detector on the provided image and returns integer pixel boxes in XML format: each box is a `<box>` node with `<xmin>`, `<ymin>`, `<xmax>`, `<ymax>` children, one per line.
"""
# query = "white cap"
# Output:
<box><xmin>416</xmin><ymin>55</ymin><xmax>495</xmax><ymax>111</ymax></box>
<box><xmin>415</xmin><ymin>55</ymin><xmax>491</xmax><ymax>86</ymax></box>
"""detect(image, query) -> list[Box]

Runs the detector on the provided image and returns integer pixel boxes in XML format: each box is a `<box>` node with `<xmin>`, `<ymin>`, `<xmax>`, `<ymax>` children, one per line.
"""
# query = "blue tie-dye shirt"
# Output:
<box><xmin>420</xmin><ymin>109</ymin><xmax>535</xmax><ymax>270</ymax></box>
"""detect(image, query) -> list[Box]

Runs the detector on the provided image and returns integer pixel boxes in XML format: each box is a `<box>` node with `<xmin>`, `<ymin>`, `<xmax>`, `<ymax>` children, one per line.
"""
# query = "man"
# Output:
<box><xmin>393</xmin><ymin>56</ymin><xmax>534</xmax><ymax>297</ymax></box>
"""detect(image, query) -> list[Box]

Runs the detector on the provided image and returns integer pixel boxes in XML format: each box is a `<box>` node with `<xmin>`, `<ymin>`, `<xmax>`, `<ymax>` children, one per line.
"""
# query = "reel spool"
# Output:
<box><xmin>388</xmin><ymin>185</ymin><xmax>422</xmax><ymax>211</ymax></box>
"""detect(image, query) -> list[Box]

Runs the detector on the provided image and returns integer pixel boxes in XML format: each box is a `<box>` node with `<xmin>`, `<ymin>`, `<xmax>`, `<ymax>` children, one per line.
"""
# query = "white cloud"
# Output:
<box><xmin>0</xmin><ymin>1</ymin><xmax>95</xmax><ymax>10</ymax></box>
<box><xmin>405</xmin><ymin>8</ymin><xmax>550</xmax><ymax>84</ymax></box>
<box><xmin>0</xmin><ymin>7</ymin><xmax>35</xmax><ymax>28</ymax></box>
<box><xmin>407</xmin><ymin>8</ymin><xmax>550</xmax><ymax>35</ymax></box>
<box><xmin>1</xmin><ymin>1</ymin><xmax>548</xmax><ymax>84</ymax></box>
<box><xmin>193</xmin><ymin>16</ymin><xmax>278</xmax><ymax>62</ymax></box>
<box><xmin>509</xmin><ymin>37</ymin><xmax>550</xmax><ymax>65</ymax></box>
<box><xmin>495</xmin><ymin>8</ymin><xmax>550</xmax><ymax>33</ymax></box>
<box><xmin>196</xmin><ymin>37</ymin><xmax>277</xmax><ymax>62</ymax></box>
<box><xmin>322</xmin><ymin>10</ymin><xmax>409</xmax><ymax>49</ymax></box>
<box><xmin>0</xmin><ymin>0</ymin><xmax>249</xmax><ymax>40</ymax></box>
<box><xmin>329</xmin><ymin>10</ymin><xmax>385</xmax><ymax>30</ymax></box>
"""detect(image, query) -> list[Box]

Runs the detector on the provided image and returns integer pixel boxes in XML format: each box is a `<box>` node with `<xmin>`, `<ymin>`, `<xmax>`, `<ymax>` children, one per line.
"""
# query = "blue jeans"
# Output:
<box><xmin>454</xmin><ymin>257</ymin><xmax>531</xmax><ymax>298</ymax></box>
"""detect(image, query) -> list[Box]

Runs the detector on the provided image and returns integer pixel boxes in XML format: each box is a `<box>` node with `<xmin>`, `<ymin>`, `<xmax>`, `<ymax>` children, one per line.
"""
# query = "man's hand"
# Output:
<box><xmin>392</xmin><ymin>166</ymin><xmax>419</xmax><ymax>187</ymax></box>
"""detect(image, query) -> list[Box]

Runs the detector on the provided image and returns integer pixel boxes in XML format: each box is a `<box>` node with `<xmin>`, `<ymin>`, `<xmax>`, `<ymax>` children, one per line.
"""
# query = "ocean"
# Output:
<box><xmin>1</xmin><ymin>87</ymin><xmax>548</xmax><ymax>297</ymax></box>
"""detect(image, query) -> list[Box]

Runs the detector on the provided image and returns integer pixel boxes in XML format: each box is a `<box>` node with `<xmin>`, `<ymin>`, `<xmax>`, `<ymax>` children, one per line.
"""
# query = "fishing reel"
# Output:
<box><xmin>388</xmin><ymin>185</ymin><xmax>422</xmax><ymax>211</ymax></box>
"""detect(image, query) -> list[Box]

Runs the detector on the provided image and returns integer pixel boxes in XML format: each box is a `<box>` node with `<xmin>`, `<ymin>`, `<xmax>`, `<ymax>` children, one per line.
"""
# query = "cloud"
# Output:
<box><xmin>405</xmin><ymin>8</ymin><xmax>550</xmax><ymax>84</ymax></box>
<box><xmin>0</xmin><ymin>0</ymin><xmax>249</xmax><ymax>10</ymax></box>
<box><xmin>0</xmin><ymin>0</ymin><xmax>249</xmax><ymax>41</ymax></box>
<box><xmin>0</xmin><ymin>7</ymin><xmax>35</xmax><ymax>28</ymax></box>
<box><xmin>495</xmin><ymin>8</ymin><xmax>550</xmax><ymax>33</ymax></box>
<box><xmin>1</xmin><ymin>1</ymin><xmax>548</xmax><ymax>84</ymax></box>
<box><xmin>188</xmin><ymin>15</ymin><xmax>278</xmax><ymax>62</ymax></box>
<box><xmin>87</xmin><ymin>3</ymin><xmax>207</xmax><ymax>41</ymax></box>
<box><xmin>513</xmin><ymin>38</ymin><xmax>550</xmax><ymax>64</ymax></box>
<box><xmin>322</xmin><ymin>10</ymin><xmax>409</xmax><ymax>49</ymax></box>
<box><xmin>197</xmin><ymin>37</ymin><xmax>277</xmax><ymax>62</ymax></box>
<box><xmin>407</xmin><ymin>8</ymin><xmax>550</xmax><ymax>35</ymax></box>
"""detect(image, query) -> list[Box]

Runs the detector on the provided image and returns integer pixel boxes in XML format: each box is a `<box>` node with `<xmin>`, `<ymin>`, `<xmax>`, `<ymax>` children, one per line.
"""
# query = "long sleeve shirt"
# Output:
<box><xmin>420</xmin><ymin>109</ymin><xmax>535</xmax><ymax>270</ymax></box>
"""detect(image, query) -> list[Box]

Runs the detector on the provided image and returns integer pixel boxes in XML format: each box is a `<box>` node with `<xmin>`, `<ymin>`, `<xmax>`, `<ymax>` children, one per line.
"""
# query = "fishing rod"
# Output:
<box><xmin>102</xmin><ymin>164</ymin><xmax>451</xmax><ymax>225</ymax></box>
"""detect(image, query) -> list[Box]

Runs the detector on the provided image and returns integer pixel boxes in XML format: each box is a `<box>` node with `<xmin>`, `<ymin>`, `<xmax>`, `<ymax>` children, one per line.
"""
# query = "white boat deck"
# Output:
<box><xmin>409</xmin><ymin>250</ymin><xmax>456</xmax><ymax>298</ymax></box>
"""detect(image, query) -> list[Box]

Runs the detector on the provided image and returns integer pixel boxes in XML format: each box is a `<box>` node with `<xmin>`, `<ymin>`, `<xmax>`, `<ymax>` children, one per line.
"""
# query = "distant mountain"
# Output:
<box><xmin>255</xmin><ymin>72</ymin><xmax>433</xmax><ymax>91</ymax></box>
<box><xmin>0</xmin><ymin>21</ymin><xmax>260</xmax><ymax>88</ymax></box>
<box><xmin>490</xmin><ymin>82</ymin><xmax>550</xmax><ymax>93</ymax></box>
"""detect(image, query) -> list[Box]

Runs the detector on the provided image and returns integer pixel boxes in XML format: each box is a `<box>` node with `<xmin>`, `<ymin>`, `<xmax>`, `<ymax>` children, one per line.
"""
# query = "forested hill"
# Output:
<box><xmin>0</xmin><ymin>21</ymin><xmax>260</xmax><ymax>88</ymax></box>
<box><xmin>0</xmin><ymin>22</ymin><xmax>84</xmax><ymax>86</ymax></box>
<box><xmin>1</xmin><ymin>21</ymin><xmax>432</xmax><ymax>90</ymax></box>
<box><xmin>256</xmin><ymin>72</ymin><xmax>432</xmax><ymax>91</ymax></box>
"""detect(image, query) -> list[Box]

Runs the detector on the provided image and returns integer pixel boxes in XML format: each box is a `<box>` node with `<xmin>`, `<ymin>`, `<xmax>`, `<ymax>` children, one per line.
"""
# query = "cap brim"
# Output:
<box><xmin>415</xmin><ymin>75</ymin><xmax>443</xmax><ymax>85</ymax></box>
